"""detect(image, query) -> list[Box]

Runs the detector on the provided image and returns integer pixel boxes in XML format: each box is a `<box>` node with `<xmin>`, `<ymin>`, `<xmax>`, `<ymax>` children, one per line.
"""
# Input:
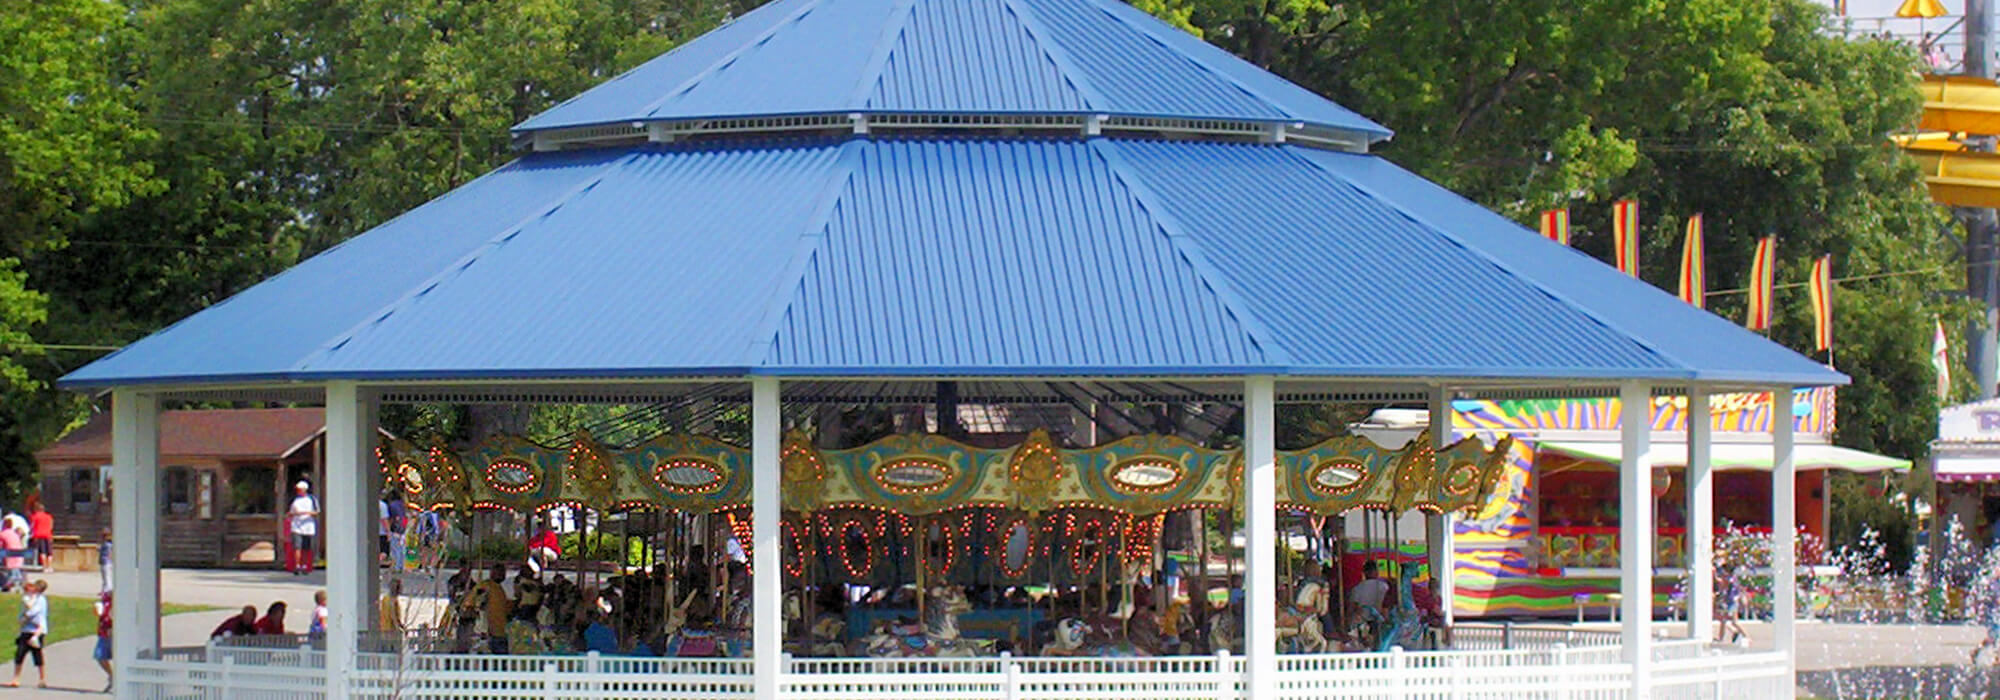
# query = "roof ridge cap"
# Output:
<box><xmin>637</xmin><ymin>0</ymin><xmax>833</xmax><ymax>121</ymax></box>
<box><xmin>745</xmin><ymin>140</ymin><xmax>867</xmax><ymax>367</ymax></box>
<box><xmin>1076</xmin><ymin>0</ymin><xmax>1300</xmax><ymax>122</ymax></box>
<box><xmin>1090</xmin><ymin>138</ymin><xmax>1292</xmax><ymax>367</ymax></box>
<box><xmin>1283</xmin><ymin>148</ymin><xmax>1702</xmax><ymax>382</ymax></box>
<box><xmin>288</xmin><ymin>153</ymin><xmax>640</xmax><ymax>374</ymax></box>
<box><xmin>1001</xmin><ymin>0</ymin><xmax>1111</xmax><ymax>112</ymax></box>
<box><xmin>847</xmin><ymin>0</ymin><xmax>919</xmax><ymax>109</ymax></box>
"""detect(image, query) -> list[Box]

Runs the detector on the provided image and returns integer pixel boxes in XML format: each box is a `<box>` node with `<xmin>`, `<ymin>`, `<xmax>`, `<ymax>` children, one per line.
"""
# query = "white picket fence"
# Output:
<box><xmin>120</xmin><ymin>641</ymin><xmax>1790</xmax><ymax>699</ymax></box>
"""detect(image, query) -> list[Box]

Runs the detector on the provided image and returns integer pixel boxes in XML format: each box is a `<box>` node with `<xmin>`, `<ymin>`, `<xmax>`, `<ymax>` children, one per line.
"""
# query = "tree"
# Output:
<box><xmin>0</xmin><ymin>0</ymin><xmax>162</xmax><ymax>499</ymax></box>
<box><xmin>1145</xmin><ymin>0</ymin><xmax>1962</xmax><ymax>464</ymax></box>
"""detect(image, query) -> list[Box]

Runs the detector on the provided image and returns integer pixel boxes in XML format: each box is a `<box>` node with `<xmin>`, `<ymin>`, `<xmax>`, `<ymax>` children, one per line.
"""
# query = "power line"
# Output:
<box><xmin>0</xmin><ymin>343</ymin><xmax>122</xmax><ymax>352</ymax></box>
<box><xmin>1704</xmin><ymin>264</ymin><xmax>1969</xmax><ymax>296</ymax></box>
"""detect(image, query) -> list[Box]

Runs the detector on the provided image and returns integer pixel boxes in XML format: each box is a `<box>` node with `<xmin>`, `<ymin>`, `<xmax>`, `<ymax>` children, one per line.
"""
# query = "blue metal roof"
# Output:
<box><xmin>62</xmin><ymin>137</ymin><xmax>1846</xmax><ymax>388</ymax></box>
<box><xmin>511</xmin><ymin>0</ymin><xmax>1392</xmax><ymax>142</ymax></box>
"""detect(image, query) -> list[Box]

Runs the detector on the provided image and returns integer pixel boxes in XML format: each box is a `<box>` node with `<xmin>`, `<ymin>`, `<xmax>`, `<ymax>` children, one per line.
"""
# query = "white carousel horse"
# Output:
<box><xmin>860</xmin><ymin>585</ymin><xmax>992</xmax><ymax>658</ymax></box>
<box><xmin>1275</xmin><ymin>580</ymin><xmax>1331</xmax><ymax>653</ymax></box>
<box><xmin>1207</xmin><ymin>608</ymin><xmax>1240</xmax><ymax>653</ymax></box>
<box><xmin>1040</xmin><ymin>617</ymin><xmax>1094</xmax><ymax>656</ymax></box>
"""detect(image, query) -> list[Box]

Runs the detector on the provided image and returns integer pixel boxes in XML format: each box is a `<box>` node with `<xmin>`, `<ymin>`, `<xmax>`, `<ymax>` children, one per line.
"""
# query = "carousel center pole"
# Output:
<box><xmin>752</xmin><ymin>377</ymin><xmax>782</xmax><ymax>700</ymax></box>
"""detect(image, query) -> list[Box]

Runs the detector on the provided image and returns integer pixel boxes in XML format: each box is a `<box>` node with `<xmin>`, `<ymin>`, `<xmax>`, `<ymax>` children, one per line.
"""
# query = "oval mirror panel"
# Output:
<box><xmin>486</xmin><ymin>459</ymin><xmax>538</xmax><ymax>493</ymax></box>
<box><xmin>1002</xmin><ymin>520</ymin><xmax>1031</xmax><ymax>574</ymax></box>
<box><xmin>655</xmin><ymin>459</ymin><xmax>725</xmax><ymax>492</ymax></box>
<box><xmin>875</xmin><ymin>459</ymin><xmax>952</xmax><ymax>492</ymax></box>
<box><xmin>1310</xmin><ymin>462</ymin><xmax>1366</xmax><ymax>493</ymax></box>
<box><xmin>1109</xmin><ymin>459</ymin><xmax>1182</xmax><ymax>492</ymax></box>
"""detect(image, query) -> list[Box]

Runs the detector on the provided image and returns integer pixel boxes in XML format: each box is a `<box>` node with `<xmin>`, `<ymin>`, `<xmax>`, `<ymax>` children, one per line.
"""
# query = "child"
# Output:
<box><xmin>0</xmin><ymin>525</ymin><xmax>24</xmax><ymax>592</ymax></box>
<box><xmin>308</xmin><ymin>590</ymin><xmax>328</xmax><ymax>639</ymax></box>
<box><xmin>7</xmin><ymin>580</ymin><xmax>47</xmax><ymax>688</ymax></box>
<box><xmin>95</xmin><ymin>590</ymin><xmax>113</xmax><ymax>692</ymax></box>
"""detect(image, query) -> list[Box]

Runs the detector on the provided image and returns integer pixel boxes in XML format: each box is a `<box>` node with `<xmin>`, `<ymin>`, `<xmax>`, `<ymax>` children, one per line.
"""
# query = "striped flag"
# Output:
<box><xmin>1678</xmin><ymin>214</ymin><xmax>1705</xmax><ymax>308</ymax></box>
<box><xmin>1613</xmin><ymin>200</ymin><xmax>1639</xmax><ymax>276</ymax></box>
<box><xmin>1835</xmin><ymin>0</ymin><xmax>1848</xmax><ymax>15</ymax></box>
<box><xmin>1540</xmin><ymin>209</ymin><xmax>1570</xmax><ymax>245</ymax></box>
<box><xmin>1936</xmin><ymin>318</ymin><xmax>1952</xmax><ymax>398</ymax></box>
<box><xmin>1746</xmin><ymin>237</ymin><xmax>1776</xmax><ymax>331</ymax></box>
<box><xmin>1808</xmin><ymin>255</ymin><xmax>1832</xmax><ymax>351</ymax></box>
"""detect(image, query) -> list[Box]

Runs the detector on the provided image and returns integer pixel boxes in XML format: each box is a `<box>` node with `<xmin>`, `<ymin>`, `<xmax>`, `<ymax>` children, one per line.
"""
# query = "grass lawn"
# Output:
<box><xmin>0</xmin><ymin>595</ymin><xmax>212</xmax><ymax>645</ymax></box>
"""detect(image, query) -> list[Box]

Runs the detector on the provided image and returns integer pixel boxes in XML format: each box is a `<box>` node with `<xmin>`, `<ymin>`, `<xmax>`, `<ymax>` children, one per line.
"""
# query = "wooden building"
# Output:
<box><xmin>35</xmin><ymin>408</ymin><xmax>330</xmax><ymax>567</ymax></box>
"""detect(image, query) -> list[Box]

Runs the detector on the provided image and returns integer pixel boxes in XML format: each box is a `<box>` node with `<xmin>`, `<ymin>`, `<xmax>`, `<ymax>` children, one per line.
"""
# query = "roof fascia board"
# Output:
<box><xmin>1000</xmin><ymin>0</ymin><xmax>1113</xmax><ymax>112</ymax></box>
<box><xmin>1088</xmin><ymin>138</ymin><xmax>1293</xmax><ymax>367</ymax></box>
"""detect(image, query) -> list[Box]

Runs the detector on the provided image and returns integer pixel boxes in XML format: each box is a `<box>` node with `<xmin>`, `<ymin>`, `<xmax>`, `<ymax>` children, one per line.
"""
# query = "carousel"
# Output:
<box><xmin>381</xmin><ymin>423</ymin><xmax>1513</xmax><ymax>661</ymax></box>
<box><xmin>73</xmin><ymin>0</ymin><xmax>1825</xmax><ymax>696</ymax></box>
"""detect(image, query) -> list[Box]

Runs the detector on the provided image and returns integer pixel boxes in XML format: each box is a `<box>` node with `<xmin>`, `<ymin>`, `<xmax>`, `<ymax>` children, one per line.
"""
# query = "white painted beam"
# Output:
<box><xmin>1773</xmin><ymin>390</ymin><xmax>1798</xmax><ymax>687</ymax></box>
<box><xmin>1686</xmin><ymin>390</ymin><xmax>1714</xmax><ymax>642</ymax></box>
<box><xmin>1244</xmin><ymin>376</ymin><xmax>1277</xmax><ymax>698</ymax></box>
<box><xmin>324</xmin><ymin>382</ymin><xmax>376</xmax><ymax>699</ymax></box>
<box><xmin>111</xmin><ymin>390</ymin><xmax>159</xmax><ymax>700</ymax></box>
<box><xmin>1619</xmin><ymin>383</ymin><xmax>1654</xmax><ymax>699</ymax></box>
<box><xmin>752</xmin><ymin>377</ymin><xmax>782</xmax><ymax>700</ymax></box>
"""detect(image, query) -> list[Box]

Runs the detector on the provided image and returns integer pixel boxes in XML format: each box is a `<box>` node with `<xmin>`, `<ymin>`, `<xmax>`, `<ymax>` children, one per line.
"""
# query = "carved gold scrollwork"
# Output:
<box><xmin>781</xmin><ymin>430</ymin><xmax>827</xmax><ymax>512</ymax></box>
<box><xmin>1007</xmin><ymin>430</ymin><xmax>1063</xmax><ymax>516</ymax></box>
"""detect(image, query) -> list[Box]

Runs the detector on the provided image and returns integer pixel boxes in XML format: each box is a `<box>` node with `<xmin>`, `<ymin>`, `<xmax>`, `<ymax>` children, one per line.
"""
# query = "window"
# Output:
<box><xmin>162</xmin><ymin>466</ymin><xmax>194</xmax><ymax>516</ymax></box>
<box><xmin>67</xmin><ymin>468</ymin><xmax>97</xmax><ymax>515</ymax></box>
<box><xmin>229</xmin><ymin>466</ymin><xmax>276</xmax><ymax>515</ymax></box>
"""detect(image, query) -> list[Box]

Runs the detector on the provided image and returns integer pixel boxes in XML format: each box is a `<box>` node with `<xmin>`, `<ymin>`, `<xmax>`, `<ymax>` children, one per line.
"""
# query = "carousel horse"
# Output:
<box><xmin>1040</xmin><ymin>618</ymin><xmax>1095</xmax><ymax>656</ymax></box>
<box><xmin>1207</xmin><ymin>608</ymin><xmax>1240</xmax><ymax>653</ymax></box>
<box><xmin>1376</xmin><ymin>571</ymin><xmax>1427</xmax><ymax>652</ymax></box>
<box><xmin>1275</xmin><ymin>580</ymin><xmax>1331</xmax><ymax>653</ymax></box>
<box><xmin>860</xmin><ymin>585</ymin><xmax>990</xmax><ymax>658</ymax></box>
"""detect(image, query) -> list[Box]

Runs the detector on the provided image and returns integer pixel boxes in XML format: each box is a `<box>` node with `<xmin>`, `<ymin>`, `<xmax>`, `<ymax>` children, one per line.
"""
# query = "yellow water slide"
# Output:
<box><xmin>1902</xmin><ymin>75</ymin><xmax>2000</xmax><ymax>206</ymax></box>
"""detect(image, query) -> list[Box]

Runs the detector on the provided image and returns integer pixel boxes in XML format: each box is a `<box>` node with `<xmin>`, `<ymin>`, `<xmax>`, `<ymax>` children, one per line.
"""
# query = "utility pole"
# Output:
<box><xmin>1964</xmin><ymin>0</ymin><xmax>1999</xmax><ymax>399</ymax></box>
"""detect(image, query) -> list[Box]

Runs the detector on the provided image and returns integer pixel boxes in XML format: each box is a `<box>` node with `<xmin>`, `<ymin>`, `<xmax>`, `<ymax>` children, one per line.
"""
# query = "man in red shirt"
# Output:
<box><xmin>25</xmin><ymin>505</ymin><xmax>50</xmax><ymax>570</ymax></box>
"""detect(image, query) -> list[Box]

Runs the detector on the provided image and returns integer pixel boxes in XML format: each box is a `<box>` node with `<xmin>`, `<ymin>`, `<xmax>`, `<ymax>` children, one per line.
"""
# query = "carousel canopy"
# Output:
<box><xmin>60</xmin><ymin>0</ymin><xmax>1845</xmax><ymax>391</ymax></box>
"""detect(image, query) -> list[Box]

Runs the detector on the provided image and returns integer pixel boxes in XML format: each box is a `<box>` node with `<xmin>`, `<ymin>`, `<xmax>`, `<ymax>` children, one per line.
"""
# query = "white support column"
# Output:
<box><xmin>325</xmin><ymin>382</ymin><xmax>376</xmax><ymax>699</ymax></box>
<box><xmin>1244</xmin><ymin>377</ymin><xmax>1277</xmax><ymax>698</ymax></box>
<box><xmin>752</xmin><ymin>378</ymin><xmax>782</xmax><ymax>700</ymax></box>
<box><xmin>1618</xmin><ymin>383</ymin><xmax>1654</xmax><ymax>698</ymax></box>
<box><xmin>1772</xmin><ymin>389</ymin><xmax>1798</xmax><ymax>685</ymax></box>
<box><xmin>1428</xmin><ymin>387</ymin><xmax>1456</xmax><ymax>626</ymax></box>
<box><xmin>111</xmin><ymin>389</ymin><xmax>159</xmax><ymax>698</ymax></box>
<box><xmin>1686</xmin><ymin>390</ymin><xmax>1714</xmax><ymax>642</ymax></box>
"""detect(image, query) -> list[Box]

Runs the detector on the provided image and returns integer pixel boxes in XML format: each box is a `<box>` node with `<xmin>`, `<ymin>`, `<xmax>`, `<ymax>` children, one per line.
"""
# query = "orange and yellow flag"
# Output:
<box><xmin>1678</xmin><ymin>214</ymin><xmax>1705</xmax><ymax>308</ymax></box>
<box><xmin>1808</xmin><ymin>255</ymin><xmax>1833</xmax><ymax>351</ymax></box>
<box><xmin>1539</xmin><ymin>209</ymin><xmax>1570</xmax><ymax>245</ymax></box>
<box><xmin>1612</xmin><ymin>200</ymin><xmax>1639</xmax><ymax>276</ymax></box>
<box><xmin>1746</xmin><ymin>237</ymin><xmax>1777</xmax><ymax>331</ymax></box>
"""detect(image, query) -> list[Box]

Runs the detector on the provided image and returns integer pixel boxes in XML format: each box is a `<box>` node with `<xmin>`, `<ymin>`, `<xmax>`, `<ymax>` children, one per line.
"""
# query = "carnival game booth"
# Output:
<box><xmin>1934</xmin><ymin>399</ymin><xmax>2000</xmax><ymax>548</ymax></box>
<box><xmin>69</xmin><ymin>0</ymin><xmax>1828</xmax><ymax>697</ymax></box>
<box><xmin>1442</xmin><ymin>390</ymin><xmax>1908</xmax><ymax>619</ymax></box>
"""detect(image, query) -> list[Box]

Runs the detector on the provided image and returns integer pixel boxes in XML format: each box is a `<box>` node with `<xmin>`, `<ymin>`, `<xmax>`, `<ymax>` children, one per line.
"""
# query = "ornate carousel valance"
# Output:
<box><xmin>381</xmin><ymin>429</ymin><xmax>1512</xmax><ymax>517</ymax></box>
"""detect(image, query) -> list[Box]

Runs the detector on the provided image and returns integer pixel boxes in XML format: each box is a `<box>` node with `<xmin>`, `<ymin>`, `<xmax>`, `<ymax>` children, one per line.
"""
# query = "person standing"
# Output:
<box><xmin>26</xmin><ymin>505</ymin><xmax>51</xmax><ymax>570</ymax></box>
<box><xmin>97</xmin><ymin>528</ymin><xmax>112</xmax><ymax>594</ymax></box>
<box><xmin>94</xmin><ymin>590</ymin><xmax>112</xmax><ymax>692</ymax></box>
<box><xmin>6</xmin><ymin>580</ymin><xmax>47</xmax><ymax>688</ymax></box>
<box><xmin>385</xmin><ymin>491</ymin><xmax>408</xmax><ymax>571</ymax></box>
<box><xmin>287</xmin><ymin>482</ymin><xmax>319</xmax><ymax>575</ymax></box>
